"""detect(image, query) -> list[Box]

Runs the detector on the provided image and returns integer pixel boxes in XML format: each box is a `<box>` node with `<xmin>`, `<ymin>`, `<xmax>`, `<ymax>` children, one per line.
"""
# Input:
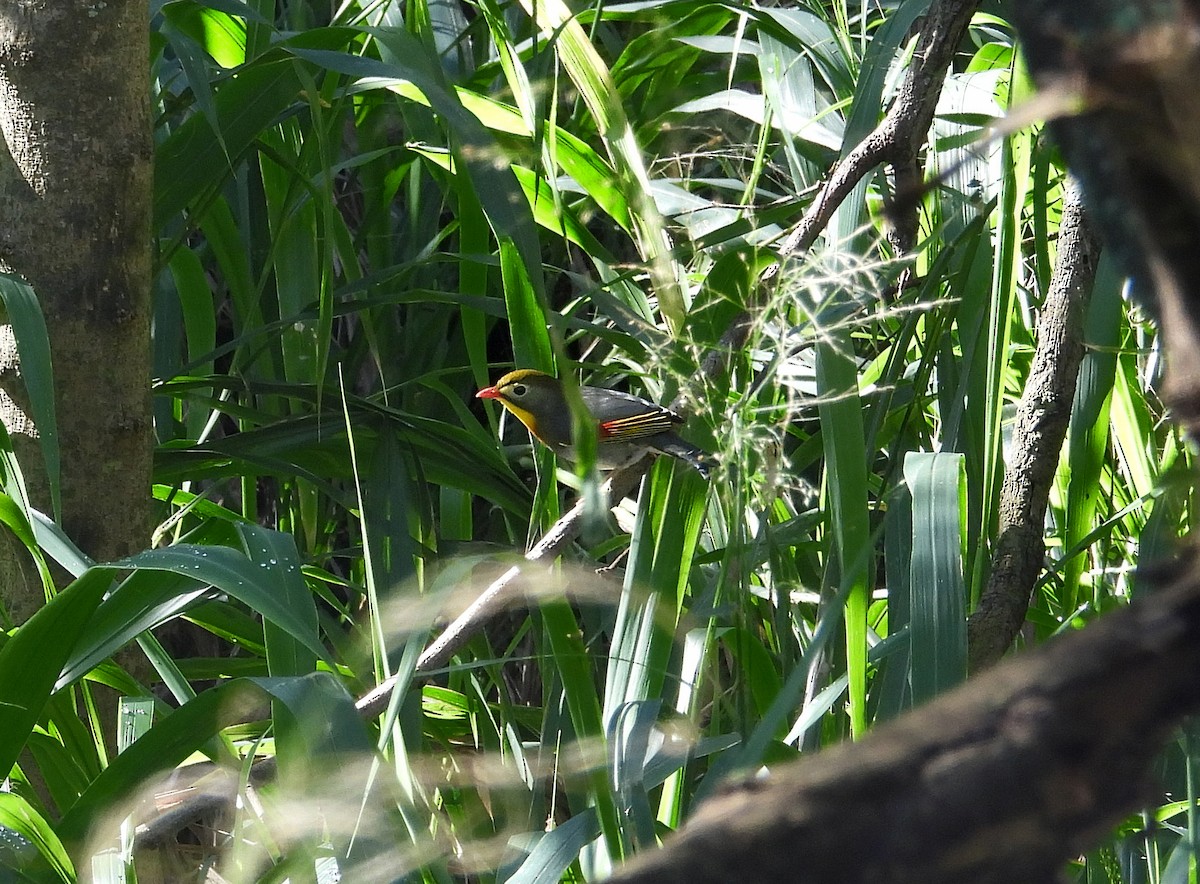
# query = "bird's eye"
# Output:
<box><xmin>511</xmin><ymin>384</ymin><xmax>527</xmax><ymax>397</ymax></box>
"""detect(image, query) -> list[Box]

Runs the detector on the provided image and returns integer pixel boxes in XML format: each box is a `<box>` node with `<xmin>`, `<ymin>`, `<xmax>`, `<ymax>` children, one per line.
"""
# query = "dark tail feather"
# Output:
<box><xmin>652</xmin><ymin>435</ymin><xmax>714</xmax><ymax>478</ymax></box>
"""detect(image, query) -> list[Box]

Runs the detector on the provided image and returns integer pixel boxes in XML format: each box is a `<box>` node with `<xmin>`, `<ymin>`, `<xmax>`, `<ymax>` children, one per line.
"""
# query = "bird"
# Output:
<box><xmin>476</xmin><ymin>369</ymin><xmax>712</xmax><ymax>477</ymax></box>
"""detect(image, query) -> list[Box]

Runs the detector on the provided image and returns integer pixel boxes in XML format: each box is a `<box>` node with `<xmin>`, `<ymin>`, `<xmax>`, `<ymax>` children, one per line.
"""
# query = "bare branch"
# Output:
<box><xmin>773</xmin><ymin>0</ymin><xmax>982</xmax><ymax>264</ymax></box>
<box><xmin>609</xmin><ymin>551</ymin><xmax>1200</xmax><ymax>884</ymax></box>
<box><xmin>356</xmin><ymin>313</ymin><xmax>755</xmax><ymax>719</ymax></box>
<box><xmin>968</xmin><ymin>182</ymin><xmax>1102</xmax><ymax>670</ymax></box>
<box><xmin>1010</xmin><ymin>0</ymin><xmax>1200</xmax><ymax>436</ymax></box>
<box><xmin>355</xmin><ymin>458</ymin><xmax>649</xmax><ymax>719</ymax></box>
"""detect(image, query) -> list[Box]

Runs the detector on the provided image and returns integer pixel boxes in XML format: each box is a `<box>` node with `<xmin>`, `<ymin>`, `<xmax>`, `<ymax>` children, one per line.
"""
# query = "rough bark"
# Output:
<box><xmin>609</xmin><ymin>551</ymin><xmax>1200</xmax><ymax>884</ymax></box>
<box><xmin>1009</xmin><ymin>0</ymin><xmax>1200</xmax><ymax>439</ymax></box>
<box><xmin>968</xmin><ymin>183</ymin><xmax>1102</xmax><ymax>670</ymax></box>
<box><xmin>771</xmin><ymin>0</ymin><xmax>982</xmax><ymax>266</ymax></box>
<box><xmin>0</xmin><ymin>0</ymin><xmax>153</xmax><ymax>589</ymax></box>
<box><xmin>608</xmin><ymin>3</ymin><xmax>1200</xmax><ymax>881</ymax></box>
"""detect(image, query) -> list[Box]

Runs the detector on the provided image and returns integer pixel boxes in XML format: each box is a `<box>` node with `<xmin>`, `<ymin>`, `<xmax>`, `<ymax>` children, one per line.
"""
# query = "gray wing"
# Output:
<box><xmin>580</xmin><ymin>386</ymin><xmax>683</xmax><ymax>441</ymax></box>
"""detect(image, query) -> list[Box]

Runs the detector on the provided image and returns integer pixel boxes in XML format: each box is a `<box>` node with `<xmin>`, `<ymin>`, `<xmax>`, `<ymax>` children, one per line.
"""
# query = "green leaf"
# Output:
<box><xmin>0</xmin><ymin>793</ymin><xmax>74</xmax><ymax>882</ymax></box>
<box><xmin>0</xmin><ymin>273</ymin><xmax>60</xmax><ymax>521</ymax></box>
<box><xmin>814</xmin><ymin>335</ymin><xmax>871</xmax><ymax>738</ymax></box>
<box><xmin>0</xmin><ymin>569</ymin><xmax>112</xmax><ymax>776</ymax></box>
<box><xmin>500</xmin><ymin>237</ymin><xmax>554</xmax><ymax>374</ymax></box>
<box><xmin>501</xmin><ymin>809</ymin><xmax>600</xmax><ymax>884</ymax></box>
<box><xmin>240</xmin><ymin>525</ymin><xmax>319</xmax><ymax>678</ymax></box>
<box><xmin>904</xmin><ymin>452</ymin><xmax>967</xmax><ymax>704</ymax></box>
<box><xmin>113</xmin><ymin>544</ymin><xmax>328</xmax><ymax>661</ymax></box>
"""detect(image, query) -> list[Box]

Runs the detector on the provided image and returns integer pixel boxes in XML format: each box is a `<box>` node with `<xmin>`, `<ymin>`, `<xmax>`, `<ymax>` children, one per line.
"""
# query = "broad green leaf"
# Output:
<box><xmin>0</xmin><ymin>793</ymin><xmax>73</xmax><ymax>882</ymax></box>
<box><xmin>113</xmin><ymin>544</ymin><xmax>327</xmax><ymax>661</ymax></box>
<box><xmin>814</xmin><ymin>335</ymin><xmax>870</xmax><ymax>738</ymax></box>
<box><xmin>904</xmin><ymin>452</ymin><xmax>967</xmax><ymax>704</ymax></box>
<box><xmin>1062</xmin><ymin>255</ymin><xmax>1123</xmax><ymax>615</ymax></box>
<box><xmin>0</xmin><ymin>569</ymin><xmax>112</xmax><ymax>775</ymax></box>
<box><xmin>240</xmin><ymin>525</ymin><xmax>319</xmax><ymax>679</ymax></box>
<box><xmin>0</xmin><ymin>274</ymin><xmax>60</xmax><ymax>521</ymax></box>
<box><xmin>499</xmin><ymin>237</ymin><xmax>554</xmax><ymax>375</ymax></box>
<box><xmin>502</xmin><ymin>809</ymin><xmax>601</xmax><ymax>884</ymax></box>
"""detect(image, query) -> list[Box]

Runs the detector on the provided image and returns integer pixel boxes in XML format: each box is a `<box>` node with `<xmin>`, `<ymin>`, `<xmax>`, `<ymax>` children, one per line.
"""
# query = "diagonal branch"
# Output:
<box><xmin>354</xmin><ymin>458</ymin><xmax>648</xmax><ymax>719</ymax></box>
<box><xmin>772</xmin><ymin>0</ymin><xmax>982</xmax><ymax>265</ymax></box>
<box><xmin>608</xmin><ymin>550</ymin><xmax>1200</xmax><ymax>884</ymax></box>
<box><xmin>968</xmin><ymin>182</ymin><xmax>1102</xmax><ymax>670</ymax></box>
<box><xmin>355</xmin><ymin>314</ymin><xmax>756</xmax><ymax>719</ymax></box>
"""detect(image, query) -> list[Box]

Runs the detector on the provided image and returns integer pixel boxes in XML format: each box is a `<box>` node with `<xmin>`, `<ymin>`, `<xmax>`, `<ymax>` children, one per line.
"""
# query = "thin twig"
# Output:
<box><xmin>355</xmin><ymin>315</ymin><xmax>757</xmax><ymax>719</ymax></box>
<box><xmin>368</xmin><ymin>0</ymin><xmax>988</xmax><ymax>723</ymax></box>
<box><xmin>355</xmin><ymin>458</ymin><xmax>649</xmax><ymax>719</ymax></box>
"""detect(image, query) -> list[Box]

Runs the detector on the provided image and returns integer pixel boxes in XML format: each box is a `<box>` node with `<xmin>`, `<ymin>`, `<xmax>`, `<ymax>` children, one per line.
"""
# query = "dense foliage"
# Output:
<box><xmin>0</xmin><ymin>0</ymin><xmax>1193</xmax><ymax>881</ymax></box>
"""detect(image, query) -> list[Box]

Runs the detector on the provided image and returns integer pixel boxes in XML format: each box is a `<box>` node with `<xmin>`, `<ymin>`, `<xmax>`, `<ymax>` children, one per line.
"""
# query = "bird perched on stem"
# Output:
<box><xmin>477</xmin><ymin>369</ymin><xmax>712</xmax><ymax>477</ymax></box>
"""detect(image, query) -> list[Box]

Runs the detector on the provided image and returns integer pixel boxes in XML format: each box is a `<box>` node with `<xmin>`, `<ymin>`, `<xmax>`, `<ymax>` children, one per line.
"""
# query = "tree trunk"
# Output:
<box><xmin>0</xmin><ymin>1</ymin><xmax>153</xmax><ymax>596</ymax></box>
